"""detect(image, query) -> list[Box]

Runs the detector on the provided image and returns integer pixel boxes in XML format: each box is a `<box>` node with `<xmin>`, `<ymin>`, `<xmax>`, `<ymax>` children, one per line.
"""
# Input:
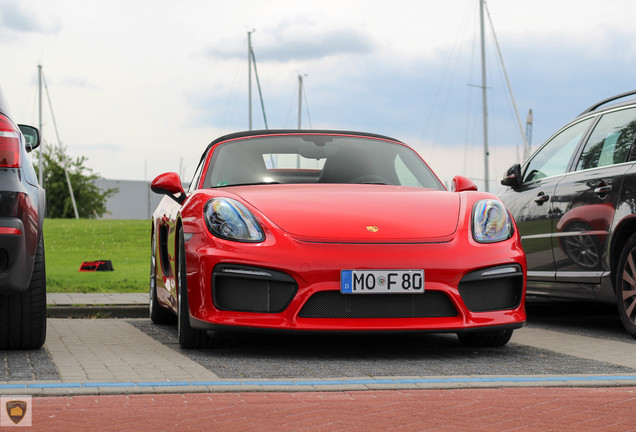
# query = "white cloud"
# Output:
<box><xmin>3</xmin><ymin>0</ymin><xmax>636</xmax><ymax>184</ymax></box>
<box><xmin>0</xmin><ymin>0</ymin><xmax>61</xmax><ymax>35</ymax></box>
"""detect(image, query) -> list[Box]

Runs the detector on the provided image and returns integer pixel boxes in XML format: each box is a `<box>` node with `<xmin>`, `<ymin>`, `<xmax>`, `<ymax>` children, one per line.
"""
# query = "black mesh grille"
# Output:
<box><xmin>298</xmin><ymin>290</ymin><xmax>457</xmax><ymax>319</ymax></box>
<box><xmin>212</xmin><ymin>265</ymin><xmax>297</xmax><ymax>313</ymax></box>
<box><xmin>458</xmin><ymin>268</ymin><xmax>523</xmax><ymax>312</ymax></box>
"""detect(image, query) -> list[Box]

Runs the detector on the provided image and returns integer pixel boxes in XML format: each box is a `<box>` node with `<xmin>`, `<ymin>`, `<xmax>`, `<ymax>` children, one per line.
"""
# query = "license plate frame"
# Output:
<box><xmin>340</xmin><ymin>269</ymin><xmax>425</xmax><ymax>294</ymax></box>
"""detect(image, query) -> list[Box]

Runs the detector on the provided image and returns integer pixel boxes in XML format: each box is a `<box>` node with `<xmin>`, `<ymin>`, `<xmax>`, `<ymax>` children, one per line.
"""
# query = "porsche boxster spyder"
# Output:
<box><xmin>150</xmin><ymin>130</ymin><xmax>526</xmax><ymax>348</ymax></box>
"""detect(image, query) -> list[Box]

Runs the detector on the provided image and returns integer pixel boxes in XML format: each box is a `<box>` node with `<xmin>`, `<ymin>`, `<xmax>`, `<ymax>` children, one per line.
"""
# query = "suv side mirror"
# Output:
<box><xmin>501</xmin><ymin>164</ymin><xmax>521</xmax><ymax>189</ymax></box>
<box><xmin>18</xmin><ymin>125</ymin><xmax>40</xmax><ymax>152</ymax></box>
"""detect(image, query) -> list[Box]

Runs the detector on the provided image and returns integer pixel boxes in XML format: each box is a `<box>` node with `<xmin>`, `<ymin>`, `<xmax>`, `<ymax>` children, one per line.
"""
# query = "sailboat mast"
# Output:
<box><xmin>297</xmin><ymin>74</ymin><xmax>303</xmax><ymax>129</ymax></box>
<box><xmin>38</xmin><ymin>64</ymin><xmax>43</xmax><ymax>185</ymax></box>
<box><xmin>479</xmin><ymin>0</ymin><xmax>489</xmax><ymax>192</ymax></box>
<box><xmin>248</xmin><ymin>30</ymin><xmax>254</xmax><ymax>130</ymax></box>
<box><xmin>525</xmin><ymin>109</ymin><xmax>533</xmax><ymax>161</ymax></box>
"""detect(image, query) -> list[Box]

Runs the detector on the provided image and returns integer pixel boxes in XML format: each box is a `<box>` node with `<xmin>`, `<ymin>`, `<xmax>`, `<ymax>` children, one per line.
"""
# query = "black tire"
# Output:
<box><xmin>149</xmin><ymin>229</ymin><xmax>174</xmax><ymax>324</ymax></box>
<box><xmin>457</xmin><ymin>329</ymin><xmax>513</xmax><ymax>347</ymax></box>
<box><xmin>615</xmin><ymin>233</ymin><xmax>636</xmax><ymax>338</ymax></box>
<box><xmin>0</xmin><ymin>235</ymin><xmax>47</xmax><ymax>350</ymax></box>
<box><xmin>176</xmin><ymin>230</ymin><xmax>211</xmax><ymax>349</ymax></box>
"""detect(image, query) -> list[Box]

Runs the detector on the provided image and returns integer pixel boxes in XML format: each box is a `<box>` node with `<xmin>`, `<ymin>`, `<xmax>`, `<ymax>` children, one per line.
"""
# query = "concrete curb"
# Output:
<box><xmin>3</xmin><ymin>375</ymin><xmax>636</xmax><ymax>397</ymax></box>
<box><xmin>46</xmin><ymin>293</ymin><xmax>149</xmax><ymax>318</ymax></box>
<box><xmin>46</xmin><ymin>305</ymin><xmax>148</xmax><ymax>319</ymax></box>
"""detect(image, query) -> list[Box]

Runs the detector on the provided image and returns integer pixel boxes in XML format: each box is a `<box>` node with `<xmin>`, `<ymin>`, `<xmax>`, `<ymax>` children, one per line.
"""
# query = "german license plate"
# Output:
<box><xmin>340</xmin><ymin>270</ymin><xmax>424</xmax><ymax>294</ymax></box>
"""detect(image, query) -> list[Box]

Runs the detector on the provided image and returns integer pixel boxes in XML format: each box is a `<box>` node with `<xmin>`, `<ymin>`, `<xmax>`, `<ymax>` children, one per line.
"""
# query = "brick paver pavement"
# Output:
<box><xmin>25</xmin><ymin>387</ymin><xmax>636</xmax><ymax>431</ymax></box>
<box><xmin>46</xmin><ymin>318</ymin><xmax>219</xmax><ymax>383</ymax></box>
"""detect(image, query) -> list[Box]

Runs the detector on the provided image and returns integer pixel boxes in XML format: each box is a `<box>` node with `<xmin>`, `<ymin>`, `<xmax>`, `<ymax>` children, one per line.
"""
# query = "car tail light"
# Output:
<box><xmin>0</xmin><ymin>227</ymin><xmax>21</xmax><ymax>235</ymax></box>
<box><xmin>0</xmin><ymin>114</ymin><xmax>21</xmax><ymax>168</ymax></box>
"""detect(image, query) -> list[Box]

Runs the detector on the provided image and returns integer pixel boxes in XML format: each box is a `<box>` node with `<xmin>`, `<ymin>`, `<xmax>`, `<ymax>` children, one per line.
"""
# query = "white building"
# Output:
<box><xmin>93</xmin><ymin>179</ymin><xmax>163</xmax><ymax>220</ymax></box>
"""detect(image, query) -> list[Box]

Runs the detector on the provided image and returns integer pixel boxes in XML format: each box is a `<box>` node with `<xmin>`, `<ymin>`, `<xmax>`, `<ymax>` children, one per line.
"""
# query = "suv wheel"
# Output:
<box><xmin>616</xmin><ymin>233</ymin><xmax>636</xmax><ymax>338</ymax></box>
<box><xmin>0</xmin><ymin>235</ymin><xmax>47</xmax><ymax>350</ymax></box>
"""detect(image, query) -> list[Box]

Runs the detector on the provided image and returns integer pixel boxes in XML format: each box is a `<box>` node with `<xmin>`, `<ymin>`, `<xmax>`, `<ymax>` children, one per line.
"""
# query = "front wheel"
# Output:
<box><xmin>457</xmin><ymin>329</ymin><xmax>513</xmax><ymax>347</ymax></box>
<box><xmin>615</xmin><ymin>233</ymin><xmax>636</xmax><ymax>338</ymax></box>
<box><xmin>176</xmin><ymin>230</ymin><xmax>212</xmax><ymax>349</ymax></box>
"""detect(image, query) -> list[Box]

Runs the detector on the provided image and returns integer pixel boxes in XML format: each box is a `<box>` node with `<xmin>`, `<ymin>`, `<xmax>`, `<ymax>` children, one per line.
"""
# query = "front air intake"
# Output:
<box><xmin>212</xmin><ymin>264</ymin><xmax>297</xmax><ymax>313</ymax></box>
<box><xmin>298</xmin><ymin>290</ymin><xmax>458</xmax><ymax>319</ymax></box>
<box><xmin>458</xmin><ymin>265</ymin><xmax>523</xmax><ymax>312</ymax></box>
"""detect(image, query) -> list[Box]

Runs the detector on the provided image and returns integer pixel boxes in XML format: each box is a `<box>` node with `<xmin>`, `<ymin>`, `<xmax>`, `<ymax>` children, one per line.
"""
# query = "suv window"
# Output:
<box><xmin>575</xmin><ymin>107</ymin><xmax>636</xmax><ymax>171</ymax></box>
<box><xmin>522</xmin><ymin>118</ymin><xmax>593</xmax><ymax>183</ymax></box>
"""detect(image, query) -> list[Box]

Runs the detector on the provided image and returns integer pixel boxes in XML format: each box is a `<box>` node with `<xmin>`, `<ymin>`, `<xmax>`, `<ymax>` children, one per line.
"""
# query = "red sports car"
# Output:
<box><xmin>150</xmin><ymin>130</ymin><xmax>526</xmax><ymax>348</ymax></box>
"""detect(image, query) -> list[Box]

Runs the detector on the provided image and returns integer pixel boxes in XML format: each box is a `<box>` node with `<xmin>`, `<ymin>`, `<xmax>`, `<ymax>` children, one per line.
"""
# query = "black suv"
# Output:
<box><xmin>0</xmin><ymin>88</ymin><xmax>46</xmax><ymax>349</ymax></box>
<box><xmin>499</xmin><ymin>91</ymin><xmax>636</xmax><ymax>338</ymax></box>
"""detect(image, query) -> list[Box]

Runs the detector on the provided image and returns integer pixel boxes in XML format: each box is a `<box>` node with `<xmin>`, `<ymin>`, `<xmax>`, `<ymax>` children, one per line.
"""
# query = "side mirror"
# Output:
<box><xmin>18</xmin><ymin>125</ymin><xmax>40</xmax><ymax>152</ymax></box>
<box><xmin>501</xmin><ymin>164</ymin><xmax>521</xmax><ymax>189</ymax></box>
<box><xmin>451</xmin><ymin>175</ymin><xmax>478</xmax><ymax>192</ymax></box>
<box><xmin>151</xmin><ymin>172</ymin><xmax>186</xmax><ymax>204</ymax></box>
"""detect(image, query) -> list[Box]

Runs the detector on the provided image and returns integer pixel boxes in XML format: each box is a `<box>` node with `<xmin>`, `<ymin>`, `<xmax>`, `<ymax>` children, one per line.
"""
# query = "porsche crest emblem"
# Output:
<box><xmin>366</xmin><ymin>226</ymin><xmax>379</xmax><ymax>233</ymax></box>
<box><xmin>5</xmin><ymin>400</ymin><xmax>27</xmax><ymax>425</ymax></box>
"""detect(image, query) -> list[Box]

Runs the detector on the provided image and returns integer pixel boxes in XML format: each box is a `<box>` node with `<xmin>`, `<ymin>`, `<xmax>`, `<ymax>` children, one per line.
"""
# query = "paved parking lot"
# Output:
<box><xmin>2</xmin><ymin>300</ymin><xmax>636</xmax><ymax>394</ymax></box>
<box><xmin>2</xmin><ymin>295</ymin><xmax>636</xmax><ymax>430</ymax></box>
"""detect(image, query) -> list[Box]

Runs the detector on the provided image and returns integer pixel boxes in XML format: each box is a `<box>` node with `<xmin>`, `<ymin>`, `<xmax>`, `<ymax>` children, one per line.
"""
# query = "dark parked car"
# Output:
<box><xmin>499</xmin><ymin>91</ymin><xmax>636</xmax><ymax>338</ymax></box>
<box><xmin>0</xmin><ymin>87</ymin><xmax>46</xmax><ymax>349</ymax></box>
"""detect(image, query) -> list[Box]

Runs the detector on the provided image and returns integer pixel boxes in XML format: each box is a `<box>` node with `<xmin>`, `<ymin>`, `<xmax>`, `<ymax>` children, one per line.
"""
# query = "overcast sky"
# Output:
<box><xmin>2</xmin><ymin>0</ymin><xmax>636</xmax><ymax>191</ymax></box>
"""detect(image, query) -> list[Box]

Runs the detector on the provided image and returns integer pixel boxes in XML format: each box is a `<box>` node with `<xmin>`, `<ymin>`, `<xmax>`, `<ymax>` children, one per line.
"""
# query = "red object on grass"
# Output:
<box><xmin>79</xmin><ymin>260</ymin><xmax>114</xmax><ymax>272</ymax></box>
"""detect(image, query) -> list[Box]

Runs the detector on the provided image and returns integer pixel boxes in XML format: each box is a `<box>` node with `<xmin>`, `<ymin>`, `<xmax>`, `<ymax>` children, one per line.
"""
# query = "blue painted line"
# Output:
<box><xmin>242</xmin><ymin>381</ymin><xmax>296</xmax><ymax>386</ymax></box>
<box><xmin>136</xmin><ymin>381</ymin><xmax>190</xmax><ymax>387</ymax></box>
<box><xmin>83</xmin><ymin>382</ymin><xmax>136</xmax><ymax>388</ymax></box>
<box><xmin>347</xmin><ymin>379</ymin><xmax>391</xmax><ymax>385</ymax></box>
<box><xmin>190</xmin><ymin>381</ymin><xmax>243</xmax><ymax>386</ymax></box>
<box><xmin>0</xmin><ymin>384</ymin><xmax>26</xmax><ymax>390</ymax></box>
<box><xmin>292</xmin><ymin>380</ymin><xmax>347</xmax><ymax>386</ymax></box>
<box><xmin>29</xmin><ymin>383</ymin><xmax>82</xmax><ymax>389</ymax></box>
<box><xmin>2</xmin><ymin>375</ymin><xmax>634</xmax><ymax>391</ymax></box>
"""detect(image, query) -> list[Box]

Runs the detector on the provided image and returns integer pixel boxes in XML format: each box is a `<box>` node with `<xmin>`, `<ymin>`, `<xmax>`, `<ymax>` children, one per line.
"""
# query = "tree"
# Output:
<box><xmin>35</xmin><ymin>144</ymin><xmax>118</xmax><ymax>219</ymax></box>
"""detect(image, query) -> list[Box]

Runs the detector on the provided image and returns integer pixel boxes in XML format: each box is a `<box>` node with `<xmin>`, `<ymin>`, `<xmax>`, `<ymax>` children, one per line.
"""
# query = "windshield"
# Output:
<box><xmin>203</xmin><ymin>134</ymin><xmax>444</xmax><ymax>190</ymax></box>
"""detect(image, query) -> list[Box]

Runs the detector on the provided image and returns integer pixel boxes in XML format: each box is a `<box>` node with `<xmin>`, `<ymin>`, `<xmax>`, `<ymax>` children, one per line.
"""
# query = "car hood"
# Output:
<box><xmin>229</xmin><ymin>184</ymin><xmax>460</xmax><ymax>243</ymax></box>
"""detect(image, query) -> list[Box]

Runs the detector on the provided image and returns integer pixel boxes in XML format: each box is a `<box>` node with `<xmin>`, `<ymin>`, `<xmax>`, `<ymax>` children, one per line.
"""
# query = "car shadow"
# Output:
<box><xmin>525</xmin><ymin>297</ymin><xmax>630</xmax><ymax>341</ymax></box>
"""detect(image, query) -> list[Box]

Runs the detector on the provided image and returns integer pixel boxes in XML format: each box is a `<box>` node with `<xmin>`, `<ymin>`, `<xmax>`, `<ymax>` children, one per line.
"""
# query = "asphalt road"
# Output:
<box><xmin>127</xmin><ymin>305</ymin><xmax>633</xmax><ymax>380</ymax></box>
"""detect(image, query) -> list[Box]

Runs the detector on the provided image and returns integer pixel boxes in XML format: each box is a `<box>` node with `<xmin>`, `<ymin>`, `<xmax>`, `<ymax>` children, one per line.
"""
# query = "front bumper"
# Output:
<box><xmin>184</xmin><ymin>231</ymin><xmax>526</xmax><ymax>333</ymax></box>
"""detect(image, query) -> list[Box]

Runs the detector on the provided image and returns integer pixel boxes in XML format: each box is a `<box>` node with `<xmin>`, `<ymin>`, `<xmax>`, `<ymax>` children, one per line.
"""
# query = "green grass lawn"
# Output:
<box><xmin>44</xmin><ymin>219</ymin><xmax>150</xmax><ymax>293</ymax></box>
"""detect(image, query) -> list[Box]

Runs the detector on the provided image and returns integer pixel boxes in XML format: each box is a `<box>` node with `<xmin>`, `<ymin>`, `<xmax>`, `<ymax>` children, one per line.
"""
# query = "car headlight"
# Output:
<box><xmin>204</xmin><ymin>198</ymin><xmax>265</xmax><ymax>242</ymax></box>
<box><xmin>472</xmin><ymin>199</ymin><xmax>512</xmax><ymax>243</ymax></box>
